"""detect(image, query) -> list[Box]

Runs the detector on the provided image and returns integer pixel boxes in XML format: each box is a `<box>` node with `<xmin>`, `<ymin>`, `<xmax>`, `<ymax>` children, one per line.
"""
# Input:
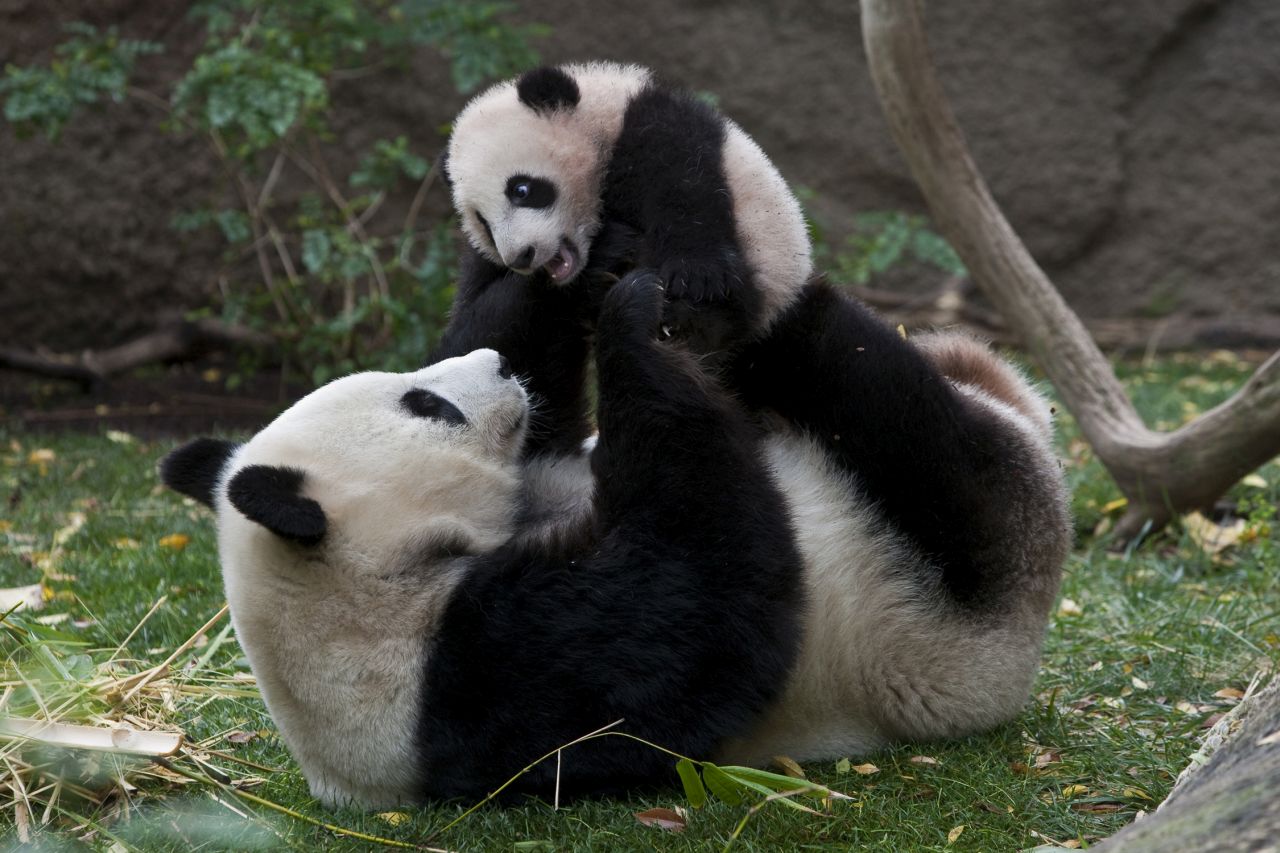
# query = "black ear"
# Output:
<box><xmin>159</xmin><ymin>438</ymin><xmax>239</xmax><ymax>507</ymax></box>
<box><xmin>516</xmin><ymin>66</ymin><xmax>580</xmax><ymax>113</ymax></box>
<box><xmin>227</xmin><ymin>465</ymin><xmax>326</xmax><ymax>546</ymax></box>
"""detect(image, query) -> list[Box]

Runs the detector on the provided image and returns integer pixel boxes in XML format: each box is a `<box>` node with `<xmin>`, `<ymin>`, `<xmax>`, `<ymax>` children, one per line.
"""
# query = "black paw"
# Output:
<box><xmin>658</xmin><ymin>248</ymin><xmax>743</xmax><ymax>303</ymax></box>
<box><xmin>599</xmin><ymin>269</ymin><xmax>665</xmax><ymax>339</ymax></box>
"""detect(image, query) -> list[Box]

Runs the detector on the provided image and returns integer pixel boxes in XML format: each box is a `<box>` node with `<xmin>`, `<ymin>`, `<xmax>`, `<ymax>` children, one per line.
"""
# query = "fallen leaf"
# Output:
<box><xmin>376</xmin><ymin>812</ymin><xmax>410</xmax><ymax>826</ymax></box>
<box><xmin>1009</xmin><ymin>761</ymin><xmax>1031</xmax><ymax>775</ymax></box>
<box><xmin>226</xmin><ymin>730</ymin><xmax>259</xmax><ymax>745</ymax></box>
<box><xmin>114</xmin><ymin>537</ymin><xmax>141</xmax><ymax>550</ymax></box>
<box><xmin>1213</xmin><ymin>687</ymin><xmax>1245</xmax><ymax>701</ymax></box>
<box><xmin>1182</xmin><ymin>511</ymin><xmax>1245</xmax><ymax>557</ymax></box>
<box><xmin>27</xmin><ymin>448</ymin><xmax>56</xmax><ymax>465</ymax></box>
<box><xmin>0</xmin><ymin>583</ymin><xmax>47</xmax><ymax>612</ymax></box>
<box><xmin>1202</xmin><ymin>712</ymin><xmax>1226</xmax><ymax>729</ymax></box>
<box><xmin>1072</xmin><ymin>802</ymin><xmax>1125</xmax><ymax>814</ymax></box>
<box><xmin>772</xmin><ymin>755</ymin><xmax>806</xmax><ymax>779</ymax></box>
<box><xmin>897</xmin><ymin>324</ymin><xmax>908</xmax><ymax>340</ymax></box>
<box><xmin>1062</xmin><ymin>784</ymin><xmax>1089</xmax><ymax>798</ymax></box>
<box><xmin>947</xmin><ymin>825</ymin><xmax>965</xmax><ymax>845</ymax></box>
<box><xmin>1123</xmin><ymin>787</ymin><xmax>1153</xmax><ymax>801</ymax></box>
<box><xmin>1241</xmin><ymin>473</ymin><xmax>1267</xmax><ymax>489</ymax></box>
<box><xmin>106</xmin><ymin>430</ymin><xmax>136</xmax><ymax>445</ymax></box>
<box><xmin>1033</xmin><ymin>748</ymin><xmax>1062</xmax><ymax>769</ymax></box>
<box><xmin>1102</xmin><ymin>497</ymin><xmax>1128</xmax><ymax>513</ymax></box>
<box><xmin>1058</xmin><ymin>598</ymin><xmax>1083</xmax><ymax>617</ymax></box>
<box><xmin>634</xmin><ymin>807</ymin><xmax>687</xmax><ymax>833</ymax></box>
<box><xmin>851</xmin><ymin>762</ymin><xmax>880</xmax><ymax>775</ymax></box>
<box><xmin>159</xmin><ymin>534</ymin><xmax>191</xmax><ymax>551</ymax></box>
<box><xmin>835</xmin><ymin>757</ymin><xmax>852</xmax><ymax>774</ymax></box>
<box><xmin>908</xmin><ymin>755</ymin><xmax>939</xmax><ymax>767</ymax></box>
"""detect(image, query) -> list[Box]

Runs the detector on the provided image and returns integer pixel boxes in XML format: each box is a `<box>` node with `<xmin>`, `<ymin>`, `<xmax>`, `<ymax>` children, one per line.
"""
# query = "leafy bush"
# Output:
<box><xmin>0</xmin><ymin>2</ymin><xmax>546</xmax><ymax>384</ymax></box>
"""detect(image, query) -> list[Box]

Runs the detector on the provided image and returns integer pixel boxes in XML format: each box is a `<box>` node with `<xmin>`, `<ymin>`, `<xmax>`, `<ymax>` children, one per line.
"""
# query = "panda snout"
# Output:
<box><xmin>509</xmin><ymin>245</ymin><xmax>535</xmax><ymax>271</ymax></box>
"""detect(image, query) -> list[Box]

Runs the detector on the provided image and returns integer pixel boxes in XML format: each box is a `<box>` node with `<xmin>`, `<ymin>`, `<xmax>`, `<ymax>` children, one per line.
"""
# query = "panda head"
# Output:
<box><xmin>444</xmin><ymin>63</ymin><xmax>651</xmax><ymax>284</ymax></box>
<box><xmin>160</xmin><ymin>349</ymin><xmax>527</xmax><ymax>572</ymax></box>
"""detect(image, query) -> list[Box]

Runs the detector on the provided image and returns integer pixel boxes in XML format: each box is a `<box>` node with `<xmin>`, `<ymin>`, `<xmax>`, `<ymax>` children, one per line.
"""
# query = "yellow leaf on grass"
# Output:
<box><xmin>0</xmin><ymin>520</ymin><xmax>11</xmax><ymax>533</ymax></box>
<box><xmin>376</xmin><ymin>812</ymin><xmax>410</xmax><ymax>826</ymax></box>
<box><xmin>1058</xmin><ymin>598</ymin><xmax>1083</xmax><ymax>617</ymax></box>
<box><xmin>114</xmin><ymin>537</ymin><xmax>141</xmax><ymax>550</ymax></box>
<box><xmin>159</xmin><ymin>534</ymin><xmax>191</xmax><ymax>551</ymax></box>
<box><xmin>1241</xmin><ymin>473</ymin><xmax>1268</xmax><ymax>489</ymax></box>
<box><xmin>1182</xmin><ymin>511</ymin><xmax>1245</xmax><ymax>557</ymax></box>
<box><xmin>835</xmin><ymin>757</ymin><xmax>851</xmax><ymax>774</ymax></box>
<box><xmin>1102</xmin><ymin>497</ymin><xmax>1129</xmax><ymax>513</ymax></box>
<box><xmin>772</xmin><ymin>755</ymin><xmax>806</xmax><ymax>779</ymax></box>
<box><xmin>1062</xmin><ymin>784</ymin><xmax>1089</xmax><ymax>798</ymax></box>
<box><xmin>909</xmin><ymin>755</ymin><xmax>939</xmax><ymax>766</ymax></box>
<box><xmin>1214</xmin><ymin>687</ymin><xmax>1245</xmax><ymax>701</ymax></box>
<box><xmin>1123</xmin><ymin>787</ymin><xmax>1153</xmax><ymax>801</ymax></box>
<box><xmin>852</xmin><ymin>762</ymin><xmax>880</xmax><ymax>775</ymax></box>
<box><xmin>27</xmin><ymin>449</ymin><xmax>56</xmax><ymax>465</ymax></box>
<box><xmin>106</xmin><ymin>430</ymin><xmax>136</xmax><ymax>444</ymax></box>
<box><xmin>947</xmin><ymin>825</ymin><xmax>965</xmax><ymax>845</ymax></box>
<box><xmin>634</xmin><ymin>807</ymin><xmax>687</xmax><ymax>833</ymax></box>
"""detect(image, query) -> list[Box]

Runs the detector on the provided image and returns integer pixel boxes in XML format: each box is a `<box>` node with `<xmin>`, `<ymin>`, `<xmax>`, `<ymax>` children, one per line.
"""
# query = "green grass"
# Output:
<box><xmin>2</xmin><ymin>351</ymin><xmax>1278</xmax><ymax>851</ymax></box>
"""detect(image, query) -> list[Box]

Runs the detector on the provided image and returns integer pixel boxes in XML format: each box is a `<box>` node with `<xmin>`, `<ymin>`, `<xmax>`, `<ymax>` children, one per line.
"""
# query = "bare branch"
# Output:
<box><xmin>860</xmin><ymin>0</ymin><xmax>1280</xmax><ymax>536</ymax></box>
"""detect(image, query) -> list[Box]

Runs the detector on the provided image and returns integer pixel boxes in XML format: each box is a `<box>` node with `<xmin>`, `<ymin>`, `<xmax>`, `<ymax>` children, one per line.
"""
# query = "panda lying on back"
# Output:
<box><xmin>443</xmin><ymin>61</ymin><xmax>811</xmax><ymax>354</ymax></box>
<box><xmin>161</xmin><ymin>275</ymin><xmax>806</xmax><ymax>806</ymax></box>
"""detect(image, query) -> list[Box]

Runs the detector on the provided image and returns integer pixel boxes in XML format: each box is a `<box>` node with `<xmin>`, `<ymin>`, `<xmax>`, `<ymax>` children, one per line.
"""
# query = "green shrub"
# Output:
<box><xmin>1</xmin><ymin>2</ymin><xmax>547</xmax><ymax>385</ymax></box>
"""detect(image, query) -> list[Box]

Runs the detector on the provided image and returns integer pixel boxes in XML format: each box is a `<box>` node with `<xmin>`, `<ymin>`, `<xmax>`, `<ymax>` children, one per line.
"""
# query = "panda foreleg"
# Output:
<box><xmin>430</xmin><ymin>245</ymin><xmax>596</xmax><ymax>457</ymax></box>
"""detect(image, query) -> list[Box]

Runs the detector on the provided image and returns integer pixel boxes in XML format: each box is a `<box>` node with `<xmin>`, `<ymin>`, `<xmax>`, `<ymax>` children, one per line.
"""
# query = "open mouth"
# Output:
<box><xmin>543</xmin><ymin>238</ymin><xmax>581</xmax><ymax>283</ymax></box>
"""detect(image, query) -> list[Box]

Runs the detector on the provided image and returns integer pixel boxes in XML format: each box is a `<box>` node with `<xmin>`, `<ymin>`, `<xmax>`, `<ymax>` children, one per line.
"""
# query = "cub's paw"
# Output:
<box><xmin>599</xmin><ymin>269</ymin><xmax>665</xmax><ymax>340</ymax></box>
<box><xmin>658</xmin><ymin>248</ymin><xmax>743</xmax><ymax>304</ymax></box>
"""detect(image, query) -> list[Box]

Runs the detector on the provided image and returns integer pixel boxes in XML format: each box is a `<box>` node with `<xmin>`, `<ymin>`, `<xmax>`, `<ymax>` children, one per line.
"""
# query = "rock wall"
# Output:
<box><xmin>1</xmin><ymin>0</ymin><xmax>1277</xmax><ymax>350</ymax></box>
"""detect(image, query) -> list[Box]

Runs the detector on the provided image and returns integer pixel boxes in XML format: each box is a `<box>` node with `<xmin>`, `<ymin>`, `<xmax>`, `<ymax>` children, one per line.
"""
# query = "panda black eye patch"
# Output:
<box><xmin>401</xmin><ymin>389</ymin><xmax>467</xmax><ymax>426</ymax></box>
<box><xmin>505</xmin><ymin>175</ymin><xmax>556</xmax><ymax>209</ymax></box>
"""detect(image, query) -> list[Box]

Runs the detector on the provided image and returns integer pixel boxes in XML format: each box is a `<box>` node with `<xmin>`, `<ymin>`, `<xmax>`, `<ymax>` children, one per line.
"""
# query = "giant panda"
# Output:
<box><xmin>160</xmin><ymin>274</ymin><xmax>807</xmax><ymax>807</ymax></box>
<box><xmin>442</xmin><ymin>62</ymin><xmax>812</xmax><ymax>356</ymax></box>
<box><xmin>431</xmin><ymin>257</ymin><xmax>1071</xmax><ymax>770</ymax></box>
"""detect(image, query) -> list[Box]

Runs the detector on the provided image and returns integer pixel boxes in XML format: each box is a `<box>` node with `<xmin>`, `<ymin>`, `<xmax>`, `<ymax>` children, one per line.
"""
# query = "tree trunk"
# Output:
<box><xmin>1094</xmin><ymin>678</ymin><xmax>1280</xmax><ymax>852</ymax></box>
<box><xmin>859</xmin><ymin>0</ymin><xmax>1280</xmax><ymax>538</ymax></box>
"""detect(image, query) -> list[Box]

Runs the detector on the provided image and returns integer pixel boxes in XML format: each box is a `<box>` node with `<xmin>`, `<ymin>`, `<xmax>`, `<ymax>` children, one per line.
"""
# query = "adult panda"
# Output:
<box><xmin>160</xmin><ymin>274</ymin><xmax>807</xmax><ymax>807</ymax></box>
<box><xmin>441</xmin><ymin>62</ymin><xmax>811</xmax><ymax>358</ymax></box>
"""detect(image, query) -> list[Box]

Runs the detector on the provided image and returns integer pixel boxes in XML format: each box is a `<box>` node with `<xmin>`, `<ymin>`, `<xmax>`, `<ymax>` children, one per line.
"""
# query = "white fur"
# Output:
<box><xmin>447</xmin><ymin>62</ymin><xmax>811</xmax><ymax>328</ymax></box>
<box><xmin>214</xmin><ymin>350</ymin><xmax>526</xmax><ymax>807</ymax></box>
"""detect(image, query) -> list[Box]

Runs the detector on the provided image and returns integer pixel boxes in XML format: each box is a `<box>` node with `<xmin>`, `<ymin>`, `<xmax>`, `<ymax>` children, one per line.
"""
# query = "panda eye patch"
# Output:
<box><xmin>505</xmin><ymin>175</ymin><xmax>556</xmax><ymax>209</ymax></box>
<box><xmin>401</xmin><ymin>389</ymin><xmax>467</xmax><ymax>426</ymax></box>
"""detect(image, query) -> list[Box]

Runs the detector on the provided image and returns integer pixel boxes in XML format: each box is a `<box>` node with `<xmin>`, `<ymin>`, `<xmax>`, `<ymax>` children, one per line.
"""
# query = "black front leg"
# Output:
<box><xmin>430</xmin><ymin>246</ymin><xmax>597</xmax><ymax>457</ymax></box>
<box><xmin>602</xmin><ymin>87</ymin><xmax>760</xmax><ymax>356</ymax></box>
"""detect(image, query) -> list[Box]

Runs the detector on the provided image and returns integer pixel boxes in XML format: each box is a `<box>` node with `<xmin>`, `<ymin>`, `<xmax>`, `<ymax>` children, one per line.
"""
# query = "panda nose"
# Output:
<box><xmin>510</xmin><ymin>246</ymin><xmax>535</xmax><ymax>270</ymax></box>
<box><xmin>497</xmin><ymin>354</ymin><xmax>513</xmax><ymax>379</ymax></box>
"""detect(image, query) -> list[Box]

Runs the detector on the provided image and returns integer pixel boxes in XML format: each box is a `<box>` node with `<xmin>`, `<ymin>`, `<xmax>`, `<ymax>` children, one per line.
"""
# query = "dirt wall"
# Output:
<box><xmin>1</xmin><ymin>0</ymin><xmax>1277</xmax><ymax>350</ymax></box>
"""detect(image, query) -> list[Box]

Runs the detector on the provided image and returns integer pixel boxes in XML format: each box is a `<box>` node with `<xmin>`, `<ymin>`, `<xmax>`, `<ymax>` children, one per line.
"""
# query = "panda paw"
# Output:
<box><xmin>599</xmin><ymin>269</ymin><xmax>665</xmax><ymax>340</ymax></box>
<box><xmin>658</xmin><ymin>248</ymin><xmax>743</xmax><ymax>304</ymax></box>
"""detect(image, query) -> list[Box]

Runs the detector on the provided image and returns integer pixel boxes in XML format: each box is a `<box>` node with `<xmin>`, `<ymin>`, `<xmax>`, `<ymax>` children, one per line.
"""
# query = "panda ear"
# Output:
<box><xmin>516</xmin><ymin>66</ymin><xmax>580</xmax><ymax>113</ymax></box>
<box><xmin>159</xmin><ymin>438</ymin><xmax>239</xmax><ymax>508</ymax></box>
<box><xmin>227</xmin><ymin>465</ymin><xmax>327</xmax><ymax>546</ymax></box>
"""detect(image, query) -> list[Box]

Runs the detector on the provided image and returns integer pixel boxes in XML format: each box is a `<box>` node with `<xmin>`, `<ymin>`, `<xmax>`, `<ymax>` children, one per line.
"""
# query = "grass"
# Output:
<box><xmin>1</xmin><ymin>350</ymin><xmax>1278</xmax><ymax>851</ymax></box>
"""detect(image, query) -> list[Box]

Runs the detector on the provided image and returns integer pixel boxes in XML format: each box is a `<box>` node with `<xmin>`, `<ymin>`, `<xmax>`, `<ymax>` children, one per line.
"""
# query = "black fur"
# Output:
<box><xmin>226</xmin><ymin>465</ymin><xmax>327</xmax><ymax>546</ymax></box>
<box><xmin>416</xmin><ymin>272</ymin><xmax>805</xmax><ymax>801</ymax></box>
<box><xmin>730</xmin><ymin>281</ymin><xmax>1041</xmax><ymax>607</ymax></box>
<box><xmin>516</xmin><ymin>66</ymin><xmax>580</xmax><ymax>113</ymax></box>
<box><xmin>401</xmin><ymin>388</ymin><xmax>467</xmax><ymax>426</ymax></box>
<box><xmin>431</xmin><ymin>220</ymin><xmax>640</xmax><ymax>457</ymax></box>
<box><xmin>159</xmin><ymin>437</ymin><xmax>237</xmax><ymax>507</ymax></box>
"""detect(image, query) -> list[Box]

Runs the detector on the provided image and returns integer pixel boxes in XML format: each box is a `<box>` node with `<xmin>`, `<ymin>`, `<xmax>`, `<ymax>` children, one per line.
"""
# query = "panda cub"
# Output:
<box><xmin>444</xmin><ymin>61</ymin><xmax>811</xmax><ymax>353</ymax></box>
<box><xmin>160</xmin><ymin>275</ymin><xmax>806</xmax><ymax>807</ymax></box>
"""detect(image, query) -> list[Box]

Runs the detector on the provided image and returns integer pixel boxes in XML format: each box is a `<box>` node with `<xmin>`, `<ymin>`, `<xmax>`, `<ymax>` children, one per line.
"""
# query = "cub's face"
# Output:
<box><xmin>445</xmin><ymin>63</ymin><xmax>651</xmax><ymax>285</ymax></box>
<box><xmin>161</xmin><ymin>349</ymin><xmax>528</xmax><ymax>572</ymax></box>
<box><xmin>447</xmin><ymin>95</ymin><xmax>603</xmax><ymax>285</ymax></box>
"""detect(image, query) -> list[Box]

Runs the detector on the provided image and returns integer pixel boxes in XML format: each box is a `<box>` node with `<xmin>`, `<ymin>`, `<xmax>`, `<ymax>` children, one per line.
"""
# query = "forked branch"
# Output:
<box><xmin>860</xmin><ymin>0</ymin><xmax>1280</xmax><ymax>537</ymax></box>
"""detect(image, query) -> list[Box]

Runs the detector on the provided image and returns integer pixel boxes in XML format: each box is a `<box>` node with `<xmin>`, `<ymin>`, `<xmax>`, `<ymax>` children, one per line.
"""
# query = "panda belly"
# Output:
<box><xmin>717</xmin><ymin>432</ymin><xmax>1047</xmax><ymax>766</ymax></box>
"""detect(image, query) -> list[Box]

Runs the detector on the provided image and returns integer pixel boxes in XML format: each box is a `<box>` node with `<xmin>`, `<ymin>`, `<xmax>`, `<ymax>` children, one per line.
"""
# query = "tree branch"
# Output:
<box><xmin>860</xmin><ymin>0</ymin><xmax>1280</xmax><ymax>537</ymax></box>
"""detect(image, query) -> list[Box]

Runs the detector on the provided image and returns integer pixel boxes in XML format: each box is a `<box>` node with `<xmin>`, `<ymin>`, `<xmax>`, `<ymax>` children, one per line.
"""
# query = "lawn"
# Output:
<box><xmin>2</xmin><ymin>352</ymin><xmax>1278</xmax><ymax>851</ymax></box>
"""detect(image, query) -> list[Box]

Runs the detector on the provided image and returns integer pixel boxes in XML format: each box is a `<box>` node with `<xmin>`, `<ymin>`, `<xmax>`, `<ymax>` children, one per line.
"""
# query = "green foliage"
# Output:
<box><xmin>1</xmin><ymin>1</ymin><xmax>545</xmax><ymax>385</ymax></box>
<box><xmin>0</xmin><ymin>23</ymin><xmax>161</xmax><ymax>139</ymax></box>
<box><xmin>811</xmin><ymin>207</ymin><xmax>967</xmax><ymax>286</ymax></box>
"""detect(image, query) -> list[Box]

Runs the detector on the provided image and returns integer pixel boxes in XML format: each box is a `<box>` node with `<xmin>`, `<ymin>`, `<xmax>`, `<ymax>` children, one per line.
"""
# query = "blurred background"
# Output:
<box><xmin>2</xmin><ymin>0</ymin><xmax>1278</xmax><ymax>432</ymax></box>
